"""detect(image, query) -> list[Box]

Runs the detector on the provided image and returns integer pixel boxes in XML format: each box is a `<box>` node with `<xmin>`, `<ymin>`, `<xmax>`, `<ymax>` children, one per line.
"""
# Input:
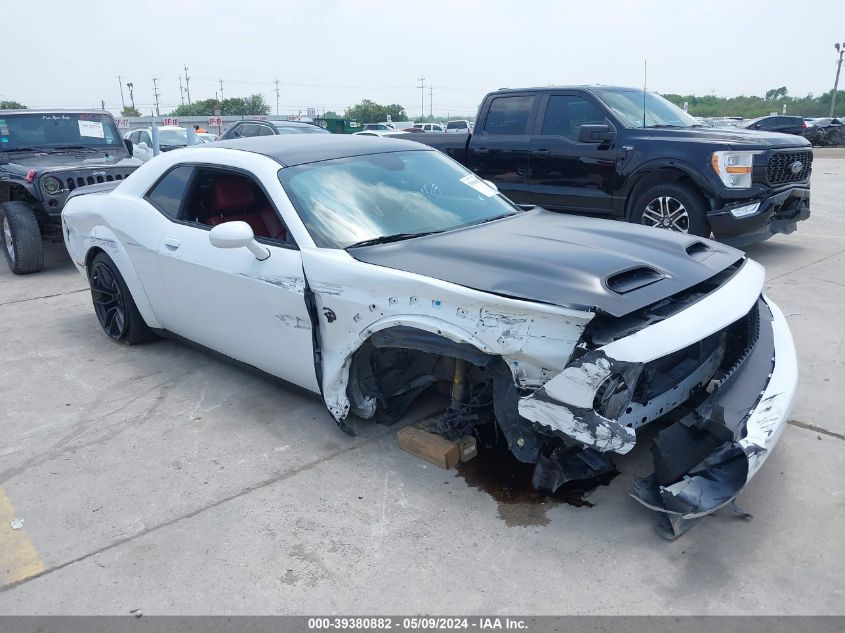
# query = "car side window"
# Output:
<box><xmin>140</xmin><ymin>131</ymin><xmax>151</xmax><ymax>145</ymax></box>
<box><xmin>541</xmin><ymin>95</ymin><xmax>607</xmax><ymax>141</ymax></box>
<box><xmin>129</xmin><ymin>131</ymin><xmax>140</xmax><ymax>144</ymax></box>
<box><xmin>483</xmin><ymin>97</ymin><xmax>533</xmax><ymax>135</ymax></box>
<box><xmin>240</xmin><ymin>124</ymin><xmax>261</xmax><ymax>137</ymax></box>
<box><xmin>258</xmin><ymin>125</ymin><xmax>274</xmax><ymax>136</ymax></box>
<box><xmin>180</xmin><ymin>167</ymin><xmax>292</xmax><ymax>245</ymax></box>
<box><xmin>229</xmin><ymin>124</ymin><xmax>243</xmax><ymax>138</ymax></box>
<box><xmin>145</xmin><ymin>166</ymin><xmax>195</xmax><ymax>219</ymax></box>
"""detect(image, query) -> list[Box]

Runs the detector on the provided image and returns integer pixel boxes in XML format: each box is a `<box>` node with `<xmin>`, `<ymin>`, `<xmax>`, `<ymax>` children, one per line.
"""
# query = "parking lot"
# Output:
<box><xmin>0</xmin><ymin>149</ymin><xmax>843</xmax><ymax>615</ymax></box>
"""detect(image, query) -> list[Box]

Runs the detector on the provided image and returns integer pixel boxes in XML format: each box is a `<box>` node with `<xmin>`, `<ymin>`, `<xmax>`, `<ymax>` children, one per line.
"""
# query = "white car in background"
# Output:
<box><xmin>412</xmin><ymin>123</ymin><xmax>445</xmax><ymax>132</ymax></box>
<box><xmin>61</xmin><ymin>135</ymin><xmax>797</xmax><ymax>538</ymax></box>
<box><xmin>445</xmin><ymin>120</ymin><xmax>473</xmax><ymax>134</ymax></box>
<box><xmin>124</xmin><ymin>126</ymin><xmax>196</xmax><ymax>162</ymax></box>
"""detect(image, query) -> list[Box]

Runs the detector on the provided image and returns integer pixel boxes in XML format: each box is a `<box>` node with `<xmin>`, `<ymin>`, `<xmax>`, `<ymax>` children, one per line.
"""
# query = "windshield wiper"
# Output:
<box><xmin>3</xmin><ymin>146</ymin><xmax>44</xmax><ymax>153</ymax></box>
<box><xmin>48</xmin><ymin>145</ymin><xmax>100</xmax><ymax>153</ymax></box>
<box><xmin>643</xmin><ymin>124</ymin><xmax>689</xmax><ymax>129</ymax></box>
<box><xmin>346</xmin><ymin>230</ymin><xmax>444</xmax><ymax>249</ymax></box>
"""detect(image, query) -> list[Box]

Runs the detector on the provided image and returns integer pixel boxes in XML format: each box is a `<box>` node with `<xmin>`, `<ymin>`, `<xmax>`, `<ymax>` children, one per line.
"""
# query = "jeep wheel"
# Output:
<box><xmin>89</xmin><ymin>252</ymin><xmax>154</xmax><ymax>344</ymax></box>
<box><xmin>0</xmin><ymin>201</ymin><xmax>44</xmax><ymax>274</ymax></box>
<box><xmin>631</xmin><ymin>183</ymin><xmax>710</xmax><ymax>238</ymax></box>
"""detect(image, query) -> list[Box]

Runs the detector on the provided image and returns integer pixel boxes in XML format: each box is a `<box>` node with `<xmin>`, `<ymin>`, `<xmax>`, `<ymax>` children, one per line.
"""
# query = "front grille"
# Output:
<box><xmin>64</xmin><ymin>170</ymin><xmax>134</xmax><ymax>192</ymax></box>
<box><xmin>766</xmin><ymin>151</ymin><xmax>812</xmax><ymax>186</ymax></box>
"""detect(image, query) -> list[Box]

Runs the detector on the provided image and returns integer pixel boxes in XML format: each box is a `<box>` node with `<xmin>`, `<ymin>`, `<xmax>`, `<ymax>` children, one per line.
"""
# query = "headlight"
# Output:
<box><xmin>42</xmin><ymin>176</ymin><xmax>62</xmax><ymax>195</ymax></box>
<box><xmin>711</xmin><ymin>151</ymin><xmax>758</xmax><ymax>189</ymax></box>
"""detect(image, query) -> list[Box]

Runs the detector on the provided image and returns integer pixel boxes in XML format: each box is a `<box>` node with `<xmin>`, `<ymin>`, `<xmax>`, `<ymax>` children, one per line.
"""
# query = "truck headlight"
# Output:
<box><xmin>711</xmin><ymin>151</ymin><xmax>758</xmax><ymax>189</ymax></box>
<box><xmin>42</xmin><ymin>176</ymin><xmax>62</xmax><ymax>195</ymax></box>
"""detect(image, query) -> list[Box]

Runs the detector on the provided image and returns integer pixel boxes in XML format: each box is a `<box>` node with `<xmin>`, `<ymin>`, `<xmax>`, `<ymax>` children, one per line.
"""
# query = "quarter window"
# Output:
<box><xmin>483</xmin><ymin>96</ymin><xmax>533</xmax><ymax>135</ymax></box>
<box><xmin>146</xmin><ymin>166</ymin><xmax>194</xmax><ymax>219</ymax></box>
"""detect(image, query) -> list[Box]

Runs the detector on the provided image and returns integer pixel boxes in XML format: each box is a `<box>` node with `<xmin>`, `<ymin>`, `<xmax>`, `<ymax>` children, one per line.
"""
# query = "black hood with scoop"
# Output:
<box><xmin>349</xmin><ymin>208</ymin><xmax>745</xmax><ymax>317</ymax></box>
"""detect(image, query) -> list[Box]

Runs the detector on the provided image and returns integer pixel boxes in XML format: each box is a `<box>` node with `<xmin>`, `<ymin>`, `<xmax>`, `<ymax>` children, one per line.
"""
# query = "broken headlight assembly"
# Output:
<box><xmin>593</xmin><ymin>373</ymin><xmax>633</xmax><ymax>420</ymax></box>
<box><xmin>711</xmin><ymin>150</ymin><xmax>759</xmax><ymax>189</ymax></box>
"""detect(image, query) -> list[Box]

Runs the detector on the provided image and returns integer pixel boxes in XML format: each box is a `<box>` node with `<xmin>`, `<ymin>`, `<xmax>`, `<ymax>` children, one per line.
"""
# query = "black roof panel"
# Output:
<box><xmin>207</xmin><ymin>134</ymin><xmax>430</xmax><ymax>166</ymax></box>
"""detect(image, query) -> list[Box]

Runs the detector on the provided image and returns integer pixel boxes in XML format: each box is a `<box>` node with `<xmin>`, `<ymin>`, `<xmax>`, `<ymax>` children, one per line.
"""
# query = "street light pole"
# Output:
<box><xmin>831</xmin><ymin>43</ymin><xmax>845</xmax><ymax>117</ymax></box>
<box><xmin>417</xmin><ymin>76</ymin><xmax>425</xmax><ymax>120</ymax></box>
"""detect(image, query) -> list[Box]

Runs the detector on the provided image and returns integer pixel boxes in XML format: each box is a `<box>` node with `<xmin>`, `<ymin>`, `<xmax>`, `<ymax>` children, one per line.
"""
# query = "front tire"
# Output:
<box><xmin>630</xmin><ymin>183</ymin><xmax>710</xmax><ymax>237</ymax></box>
<box><xmin>89</xmin><ymin>252</ymin><xmax>154</xmax><ymax>344</ymax></box>
<box><xmin>0</xmin><ymin>201</ymin><xmax>44</xmax><ymax>274</ymax></box>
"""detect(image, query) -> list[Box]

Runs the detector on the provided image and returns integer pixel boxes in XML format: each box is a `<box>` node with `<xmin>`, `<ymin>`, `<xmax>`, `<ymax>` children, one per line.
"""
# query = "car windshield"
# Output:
<box><xmin>273</xmin><ymin>123</ymin><xmax>329</xmax><ymax>134</ymax></box>
<box><xmin>158</xmin><ymin>129</ymin><xmax>188</xmax><ymax>145</ymax></box>
<box><xmin>279</xmin><ymin>150</ymin><xmax>521</xmax><ymax>249</ymax></box>
<box><xmin>0</xmin><ymin>113</ymin><xmax>123</xmax><ymax>151</ymax></box>
<box><xmin>592</xmin><ymin>90</ymin><xmax>701</xmax><ymax>129</ymax></box>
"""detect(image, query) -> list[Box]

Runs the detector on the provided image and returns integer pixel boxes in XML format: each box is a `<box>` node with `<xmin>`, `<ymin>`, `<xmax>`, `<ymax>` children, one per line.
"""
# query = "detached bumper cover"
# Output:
<box><xmin>710</xmin><ymin>187</ymin><xmax>810</xmax><ymax>247</ymax></box>
<box><xmin>631</xmin><ymin>295</ymin><xmax>796</xmax><ymax>521</ymax></box>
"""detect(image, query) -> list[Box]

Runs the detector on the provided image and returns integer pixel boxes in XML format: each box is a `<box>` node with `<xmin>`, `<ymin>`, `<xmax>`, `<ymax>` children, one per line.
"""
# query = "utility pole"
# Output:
<box><xmin>178</xmin><ymin>76</ymin><xmax>185</xmax><ymax>106</ymax></box>
<box><xmin>429</xmin><ymin>85</ymin><xmax>433</xmax><ymax>119</ymax></box>
<box><xmin>219</xmin><ymin>78</ymin><xmax>224</xmax><ymax>103</ymax></box>
<box><xmin>831</xmin><ymin>42</ymin><xmax>845</xmax><ymax>117</ymax></box>
<box><xmin>152</xmin><ymin>78</ymin><xmax>161</xmax><ymax>117</ymax></box>
<box><xmin>184</xmin><ymin>64</ymin><xmax>192</xmax><ymax>105</ymax></box>
<box><xmin>118</xmin><ymin>76</ymin><xmax>126</xmax><ymax>109</ymax></box>
<box><xmin>274</xmin><ymin>80</ymin><xmax>280</xmax><ymax>116</ymax></box>
<box><xmin>127</xmin><ymin>82</ymin><xmax>135</xmax><ymax>109</ymax></box>
<box><xmin>417</xmin><ymin>76</ymin><xmax>425</xmax><ymax>120</ymax></box>
<box><xmin>101</xmin><ymin>99</ymin><xmax>105</xmax><ymax>111</ymax></box>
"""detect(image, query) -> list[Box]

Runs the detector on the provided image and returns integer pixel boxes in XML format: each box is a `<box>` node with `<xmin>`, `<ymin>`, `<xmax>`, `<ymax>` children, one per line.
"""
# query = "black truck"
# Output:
<box><xmin>0</xmin><ymin>110</ymin><xmax>140</xmax><ymax>274</ymax></box>
<box><xmin>406</xmin><ymin>87</ymin><xmax>812</xmax><ymax>245</ymax></box>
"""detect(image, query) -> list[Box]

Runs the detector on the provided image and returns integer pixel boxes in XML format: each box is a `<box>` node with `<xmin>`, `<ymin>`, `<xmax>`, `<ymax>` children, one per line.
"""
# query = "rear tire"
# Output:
<box><xmin>89</xmin><ymin>252</ymin><xmax>154</xmax><ymax>345</ymax></box>
<box><xmin>630</xmin><ymin>183</ymin><xmax>710</xmax><ymax>238</ymax></box>
<box><xmin>0</xmin><ymin>201</ymin><xmax>44</xmax><ymax>274</ymax></box>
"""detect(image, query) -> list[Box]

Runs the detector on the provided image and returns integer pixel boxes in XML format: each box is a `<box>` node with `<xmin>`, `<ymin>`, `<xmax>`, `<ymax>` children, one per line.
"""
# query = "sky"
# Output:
<box><xmin>2</xmin><ymin>0</ymin><xmax>843</xmax><ymax>118</ymax></box>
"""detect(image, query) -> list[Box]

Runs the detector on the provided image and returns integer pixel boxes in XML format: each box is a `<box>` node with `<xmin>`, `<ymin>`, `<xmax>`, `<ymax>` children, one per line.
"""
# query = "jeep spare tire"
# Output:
<box><xmin>0</xmin><ymin>201</ymin><xmax>44</xmax><ymax>274</ymax></box>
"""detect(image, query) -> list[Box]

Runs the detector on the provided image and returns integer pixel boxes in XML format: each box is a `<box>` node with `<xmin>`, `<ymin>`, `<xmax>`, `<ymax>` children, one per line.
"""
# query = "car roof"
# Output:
<box><xmin>236</xmin><ymin>119</ymin><xmax>320</xmax><ymax>128</ymax></box>
<box><xmin>207</xmin><ymin>134</ymin><xmax>430</xmax><ymax>166</ymax></box>
<box><xmin>0</xmin><ymin>108</ymin><xmax>112</xmax><ymax>115</ymax></box>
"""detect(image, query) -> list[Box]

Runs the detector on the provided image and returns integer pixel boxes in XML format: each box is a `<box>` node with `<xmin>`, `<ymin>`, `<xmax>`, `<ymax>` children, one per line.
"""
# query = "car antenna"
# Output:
<box><xmin>643</xmin><ymin>59</ymin><xmax>647</xmax><ymax>128</ymax></box>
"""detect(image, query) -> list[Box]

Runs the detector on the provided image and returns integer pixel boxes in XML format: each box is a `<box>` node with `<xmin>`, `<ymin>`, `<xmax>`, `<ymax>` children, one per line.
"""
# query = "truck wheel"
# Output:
<box><xmin>0</xmin><ymin>201</ymin><xmax>44</xmax><ymax>274</ymax></box>
<box><xmin>89</xmin><ymin>252</ymin><xmax>154</xmax><ymax>345</ymax></box>
<box><xmin>631</xmin><ymin>183</ymin><xmax>710</xmax><ymax>237</ymax></box>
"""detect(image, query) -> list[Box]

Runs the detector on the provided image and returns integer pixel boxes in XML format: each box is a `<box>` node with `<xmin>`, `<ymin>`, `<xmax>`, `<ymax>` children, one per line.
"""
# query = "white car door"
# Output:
<box><xmin>150</xmin><ymin>165</ymin><xmax>319</xmax><ymax>392</ymax></box>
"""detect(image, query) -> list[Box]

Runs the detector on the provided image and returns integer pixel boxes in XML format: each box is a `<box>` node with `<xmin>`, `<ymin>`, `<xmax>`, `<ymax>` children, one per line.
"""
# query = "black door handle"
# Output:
<box><xmin>530</xmin><ymin>149</ymin><xmax>550</xmax><ymax>157</ymax></box>
<box><xmin>474</xmin><ymin>148</ymin><xmax>490</xmax><ymax>156</ymax></box>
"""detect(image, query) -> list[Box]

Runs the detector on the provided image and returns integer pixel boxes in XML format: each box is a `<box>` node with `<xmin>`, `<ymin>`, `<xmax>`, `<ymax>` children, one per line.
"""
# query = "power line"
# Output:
<box><xmin>152</xmin><ymin>77</ymin><xmax>161</xmax><ymax>116</ymax></box>
<box><xmin>117</xmin><ymin>76</ymin><xmax>125</xmax><ymax>109</ymax></box>
<box><xmin>417</xmin><ymin>76</ymin><xmax>425</xmax><ymax>119</ymax></box>
<box><xmin>184</xmin><ymin>64</ymin><xmax>192</xmax><ymax>105</ymax></box>
<box><xmin>429</xmin><ymin>85</ymin><xmax>433</xmax><ymax>118</ymax></box>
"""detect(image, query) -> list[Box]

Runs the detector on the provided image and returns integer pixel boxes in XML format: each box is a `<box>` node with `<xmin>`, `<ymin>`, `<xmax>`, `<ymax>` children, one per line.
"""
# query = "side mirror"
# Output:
<box><xmin>209</xmin><ymin>221</ymin><xmax>270</xmax><ymax>260</ymax></box>
<box><xmin>124</xmin><ymin>138</ymin><xmax>134</xmax><ymax>156</ymax></box>
<box><xmin>137</xmin><ymin>142</ymin><xmax>149</xmax><ymax>150</ymax></box>
<box><xmin>578</xmin><ymin>124</ymin><xmax>615</xmax><ymax>144</ymax></box>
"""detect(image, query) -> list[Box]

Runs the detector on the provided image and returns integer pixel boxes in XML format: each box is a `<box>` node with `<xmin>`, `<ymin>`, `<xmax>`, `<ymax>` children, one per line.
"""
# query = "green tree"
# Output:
<box><xmin>344</xmin><ymin>99</ymin><xmax>407</xmax><ymax>123</ymax></box>
<box><xmin>121</xmin><ymin>105</ymin><xmax>141</xmax><ymax>117</ymax></box>
<box><xmin>322</xmin><ymin>110</ymin><xmax>340</xmax><ymax>118</ymax></box>
<box><xmin>0</xmin><ymin>100</ymin><xmax>26</xmax><ymax>109</ymax></box>
<box><xmin>170</xmin><ymin>94</ymin><xmax>270</xmax><ymax>117</ymax></box>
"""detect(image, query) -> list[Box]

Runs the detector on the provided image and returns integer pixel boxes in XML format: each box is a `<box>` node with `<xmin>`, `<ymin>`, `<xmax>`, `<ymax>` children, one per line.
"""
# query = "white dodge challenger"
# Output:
<box><xmin>62</xmin><ymin>135</ymin><xmax>797</xmax><ymax>537</ymax></box>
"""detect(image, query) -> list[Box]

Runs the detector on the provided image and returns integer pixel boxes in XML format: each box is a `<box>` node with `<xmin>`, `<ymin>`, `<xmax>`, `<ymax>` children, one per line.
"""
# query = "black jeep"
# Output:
<box><xmin>0</xmin><ymin>110</ymin><xmax>141</xmax><ymax>274</ymax></box>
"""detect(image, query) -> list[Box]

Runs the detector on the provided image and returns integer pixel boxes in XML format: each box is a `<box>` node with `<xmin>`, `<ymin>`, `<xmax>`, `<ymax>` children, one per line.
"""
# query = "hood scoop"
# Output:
<box><xmin>686</xmin><ymin>241</ymin><xmax>715</xmax><ymax>261</ymax></box>
<box><xmin>606</xmin><ymin>267</ymin><xmax>665</xmax><ymax>294</ymax></box>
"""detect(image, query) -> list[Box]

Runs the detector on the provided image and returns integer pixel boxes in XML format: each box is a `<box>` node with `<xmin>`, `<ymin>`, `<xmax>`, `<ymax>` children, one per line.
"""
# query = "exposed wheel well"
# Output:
<box><xmin>626</xmin><ymin>168</ymin><xmax>714</xmax><ymax>220</ymax></box>
<box><xmin>84</xmin><ymin>246</ymin><xmax>105</xmax><ymax>276</ymax></box>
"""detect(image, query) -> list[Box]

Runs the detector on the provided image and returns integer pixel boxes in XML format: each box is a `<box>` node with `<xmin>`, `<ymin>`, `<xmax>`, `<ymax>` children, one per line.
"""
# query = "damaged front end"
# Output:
<box><xmin>517</xmin><ymin>258</ymin><xmax>797</xmax><ymax>537</ymax></box>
